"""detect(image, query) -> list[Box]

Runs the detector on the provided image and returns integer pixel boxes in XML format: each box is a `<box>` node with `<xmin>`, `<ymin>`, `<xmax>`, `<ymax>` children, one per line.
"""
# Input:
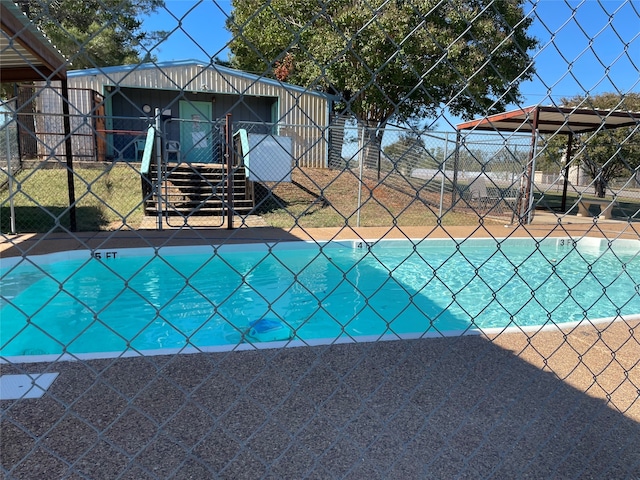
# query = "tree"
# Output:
<box><xmin>15</xmin><ymin>0</ymin><xmax>165</xmax><ymax>69</ymax></box>
<box><xmin>383</xmin><ymin>131</ymin><xmax>436</xmax><ymax>173</ymax></box>
<box><xmin>545</xmin><ymin>93</ymin><xmax>640</xmax><ymax>197</ymax></box>
<box><xmin>226</xmin><ymin>0</ymin><xmax>537</xmax><ymax>163</ymax></box>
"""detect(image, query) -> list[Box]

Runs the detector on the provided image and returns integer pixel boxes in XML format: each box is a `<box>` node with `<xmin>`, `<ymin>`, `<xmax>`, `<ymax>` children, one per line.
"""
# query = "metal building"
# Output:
<box><xmin>37</xmin><ymin>59</ymin><xmax>335</xmax><ymax>168</ymax></box>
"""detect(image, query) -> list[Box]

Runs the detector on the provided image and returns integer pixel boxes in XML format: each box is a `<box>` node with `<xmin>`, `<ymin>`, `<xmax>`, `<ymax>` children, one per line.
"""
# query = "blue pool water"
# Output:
<box><xmin>1</xmin><ymin>237</ymin><xmax>639</xmax><ymax>360</ymax></box>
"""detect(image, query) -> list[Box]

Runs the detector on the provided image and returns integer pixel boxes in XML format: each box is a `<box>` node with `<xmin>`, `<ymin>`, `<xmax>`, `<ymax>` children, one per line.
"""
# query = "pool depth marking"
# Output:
<box><xmin>92</xmin><ymin>251</ymin><xmax>119</xmax><ymax>259</ymax></box>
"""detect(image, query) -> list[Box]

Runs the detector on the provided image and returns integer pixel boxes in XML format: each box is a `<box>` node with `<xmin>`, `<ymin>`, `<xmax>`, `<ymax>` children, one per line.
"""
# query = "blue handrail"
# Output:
<box><xmin>233</xmin><ymin>129</ymin><xmax>249</xmax><ymax>172</ymax></box>
<box><xmin>139</xmin><ymin>126</ymin><xmax>156</xmax><ymax>175</ymax></box>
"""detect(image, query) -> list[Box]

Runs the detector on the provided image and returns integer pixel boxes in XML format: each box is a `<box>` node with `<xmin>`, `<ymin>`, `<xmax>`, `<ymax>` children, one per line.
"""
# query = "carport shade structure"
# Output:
<box><xmin>0</xmin><ymin>0</ymin><xmax>76</xmax><ymax>231</ymax></box>
<box><xmin>456</xmin><ymin>105</ymin><xmax>640</xmax><ymax>224</ymax></box>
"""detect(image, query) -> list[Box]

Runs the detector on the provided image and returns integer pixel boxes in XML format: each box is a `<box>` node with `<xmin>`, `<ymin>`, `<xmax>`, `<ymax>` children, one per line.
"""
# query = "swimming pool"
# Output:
<box><xmin>1</xmin><ymin>237</ymin><xmax>639</xmax><ymax>361</ymax></box>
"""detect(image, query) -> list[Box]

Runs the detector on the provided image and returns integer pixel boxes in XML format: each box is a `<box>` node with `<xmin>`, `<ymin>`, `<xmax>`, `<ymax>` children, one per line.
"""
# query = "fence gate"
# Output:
<box><xmin>149</xmin><ymin>118</ymin><xmax>227</xmax><ymax>228</ymax></box>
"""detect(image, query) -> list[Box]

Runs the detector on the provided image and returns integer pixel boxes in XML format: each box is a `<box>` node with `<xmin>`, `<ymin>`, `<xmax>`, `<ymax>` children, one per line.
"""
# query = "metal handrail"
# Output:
<box><xmin>139</xmin><ymin>125</ymin><xmax>156</xmax><ymax>175</ymax></box>
<box><xmin>233</xmin><ymin>128</ymin><xmax>249</xmax><ymax>171</ymax></box>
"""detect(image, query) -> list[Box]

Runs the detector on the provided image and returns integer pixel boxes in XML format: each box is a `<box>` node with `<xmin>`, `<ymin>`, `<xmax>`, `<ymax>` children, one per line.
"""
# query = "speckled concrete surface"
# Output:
<box><xmin>1</xmin><ymin>320</ymin><xmax>639</xmax><ymax>479</ymax></box>
<box><xmin>2</xmin><ymin>220</ymin><xmax>639</xmax><ymax>258</ymax></box>
<box><xmin>2</xmin><ymin>223</ymin><xmax>639</xmax><ymax>478</ymax></box>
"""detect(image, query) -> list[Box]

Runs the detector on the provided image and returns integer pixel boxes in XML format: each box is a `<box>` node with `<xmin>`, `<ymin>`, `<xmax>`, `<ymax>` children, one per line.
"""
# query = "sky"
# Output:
<box><xmin>141</xmin><ymin>0</ymin><xmax>640</xmax><ymax>128</ymax></box>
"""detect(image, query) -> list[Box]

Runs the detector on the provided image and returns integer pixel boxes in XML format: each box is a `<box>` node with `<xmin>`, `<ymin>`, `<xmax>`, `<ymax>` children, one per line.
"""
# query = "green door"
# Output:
<box><xmin>179</xmin><ymin>100</ymin><xmax>213</xmax><ymax>163</ymax></box>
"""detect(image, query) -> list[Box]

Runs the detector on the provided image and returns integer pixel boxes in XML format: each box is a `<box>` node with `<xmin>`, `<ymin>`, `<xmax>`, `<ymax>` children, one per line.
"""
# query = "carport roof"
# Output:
<box><xmin>456</xmin><ymin>105</ymin><xmax>640</xmax><ymax>135</ymax></box>
<box><xmin>0</xmin><ymin>0</ymin><xmax>67</xmax><ymax>82</ymax></box>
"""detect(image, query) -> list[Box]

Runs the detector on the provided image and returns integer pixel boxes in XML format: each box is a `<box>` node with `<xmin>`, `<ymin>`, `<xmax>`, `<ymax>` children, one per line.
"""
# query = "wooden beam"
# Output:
<box><xmin>0</xmin><ymin>66</ymin><xmax>57</xmax><ymax>82</ymax></box>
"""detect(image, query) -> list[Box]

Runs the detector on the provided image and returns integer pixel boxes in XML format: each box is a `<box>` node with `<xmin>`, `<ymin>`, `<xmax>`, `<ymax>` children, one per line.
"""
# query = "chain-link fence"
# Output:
<box><xmin>2</xmin><ymin>0</ymin><xmax>640</xmax><ymax>478</ymax></box>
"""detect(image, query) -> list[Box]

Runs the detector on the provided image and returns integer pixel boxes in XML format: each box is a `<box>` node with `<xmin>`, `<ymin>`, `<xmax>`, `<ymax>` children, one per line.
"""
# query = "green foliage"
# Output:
<box><xmin>383</xmin><ymin>132</ymin><xmax>438</xmax><ymax>170</ymax></box>
<box><xmin>540</xmin><ymin>92</ymin><xmax>640</xmax><ymax>197</ymax></box>
<box><xmin>15</xmin><ymin>0</ymin><xmax>166</xmax><ymax>69</ymax></box>
<box><xmin>535</xmin><ymin>143</ymin><xmax>563</xmax><ymax>176</ymax></box>
<box><xmin>227</xmin><ymin>0</ymin><xmax>537</xmax><ymax>129</ymax></box>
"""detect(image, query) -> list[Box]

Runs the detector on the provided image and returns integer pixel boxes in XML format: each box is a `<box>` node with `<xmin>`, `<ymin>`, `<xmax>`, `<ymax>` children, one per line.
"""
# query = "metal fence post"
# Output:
<box><xmin>226</xmin><ymin>112</ymin><xmax>234</xmax><ymax>230</ymax></box>
<box><xmin>61</xmin><ymin>79</ymin><xmax>77</xmax><ymax>232</ymax></box>
<box><xmin>3</xmin><ymin>110</ymin><xmax>16</xmax><ymax>234</ymax></box>
<box><xmin>439</xmin><ymin>132</ymin><xmax>449</xmax><ymax>219</ymax></box>
<box><xmin>451</xmin><ymin>130</ymin><xmax>461</xmax><ymax>208</ymax></box>
<box><xmin>357</xmin><ymin>124</ymin><xmax>364</xmax><ymax>228</ymax></box>
<box><xmin>154</xmin><ymin>108</ymin><xmax>163</xmax><ymax>231</ymax></box>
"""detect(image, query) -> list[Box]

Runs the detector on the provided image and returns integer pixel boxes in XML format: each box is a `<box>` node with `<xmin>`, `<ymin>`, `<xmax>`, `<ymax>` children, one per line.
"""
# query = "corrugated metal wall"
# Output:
<box><xmin>31</xmin><ymin>85</ymin><xmax>95</xmax><ymax>161</ymax></box>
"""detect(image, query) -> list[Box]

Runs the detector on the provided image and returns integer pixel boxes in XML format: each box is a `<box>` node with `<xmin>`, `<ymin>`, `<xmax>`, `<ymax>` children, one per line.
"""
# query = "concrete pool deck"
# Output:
<box><xmin>1</xmin><ymin>217</ymin><xmax>639</xmax><ymax>257</ymax></box>
<box><xmin>1</xmin><ymin>222</ymin><xmax>639</xmax><ymax>478</ymax></box>
<box><xmin>1</xmin><ymin>319</ymin><xmax>638</xmax><ymax>478</ymax></box>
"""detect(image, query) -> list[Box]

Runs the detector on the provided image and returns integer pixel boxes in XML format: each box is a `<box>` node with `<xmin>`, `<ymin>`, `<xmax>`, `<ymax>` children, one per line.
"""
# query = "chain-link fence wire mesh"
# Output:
<box><xmin>2</xmin><ymin>0</ymin><xmax>640</xmax><ymax>478</ymax></box>
<box><xmin>1</xmin><ymin>98</ymin><xmax>19</xmax><ymax>234</ymax></box>
<box><xmin>0</xmin><ymin>98</ymin><xmax>19</xmax><ymax>170</ymax></box>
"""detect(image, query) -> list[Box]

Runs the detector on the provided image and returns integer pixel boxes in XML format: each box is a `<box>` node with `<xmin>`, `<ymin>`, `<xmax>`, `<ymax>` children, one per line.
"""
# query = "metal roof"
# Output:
<box><xmin>69</xmin><ymin>59</ymin><xmax>335</xmax><ymax>100</ymax></box>
<box><xmin>456</xmin><ymin>105</ymin><xmax>640</xmax><ymax>135</ymax></box>
<box><xmin>0</xmin><ymin>0</ymin><xmax>67</xmax><ymax>82</ymax></box>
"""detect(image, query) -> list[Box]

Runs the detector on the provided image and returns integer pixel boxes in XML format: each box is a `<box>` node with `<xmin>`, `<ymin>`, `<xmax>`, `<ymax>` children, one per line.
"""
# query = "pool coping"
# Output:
<box><xmin>2</xmin><ymin>233</ymin><xmax>639</xmax><ymax>267</ymax></box>
<box><xmin>4</xmin><ymin>313</ymin><xmax>640</xmax><ymax>366</ymax></box>
<box><xmin>2</xmin><ymin>222</ymin><xmax>639</xmax><ymax>258</ymax></box>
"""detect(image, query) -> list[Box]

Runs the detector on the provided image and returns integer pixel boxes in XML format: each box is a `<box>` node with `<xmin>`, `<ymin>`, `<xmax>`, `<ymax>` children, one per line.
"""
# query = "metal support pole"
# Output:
<box><xmin>61</xmin><ymin>79</ymin><xmax>77</xmax><ymax>231</ymax></box>
<box><xmin>561</xmin><ymin>132</ymin><xmax>573</xmax><ymax>213</ymax></box>
<box><xmin>439</xmin><ymin>132</ymin><xmax>449</xmax><ymax>219</ymax></box>
<box><xmin>451</xmin><ymin>131</ymin><xmax>461</xmax><ymax>207</ymax></box>
<box><xmin>356</xmin><ymin>125</ymin><xmax>364</xmax><ymax>228</ymax></box>
<box><xmin>375</xmin><ymin>128</ymin><xmax>381</xmax><ymax>181</ymax></box>
<box><xmin>509</xmin><ymin>146</ymin><xmax>519</xmax><ymax>226</ymax></box>
<box><xmin>4</xmin><ymin>111</ymin><xmax>16</xmax><ymax>234</ymax></box>
<box><xmin>155</xmin><ymin>108</ymin><xmax>163</xmax><ymax>231</ymax></box>
<box><xmin>225</xmin><ymin>113</ymin><xmax>234</xmax><ymax>230</ymax></box>
<box><xmin>527</xmin><ymin>132</ymin><xmax>539</xmax><ymax>225</ymax></box>
<box><xmin>521</xmin><ymin>107</ymin><xmax>540</xmax><ymax>224</ymax></box>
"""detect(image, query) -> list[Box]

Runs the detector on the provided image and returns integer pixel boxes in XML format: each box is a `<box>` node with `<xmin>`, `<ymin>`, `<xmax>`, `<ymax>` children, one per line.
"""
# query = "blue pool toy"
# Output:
<box><xmin>246</xmin><ymin>318</ymin><xmax>294</xmax><ymax>343</ymax></box>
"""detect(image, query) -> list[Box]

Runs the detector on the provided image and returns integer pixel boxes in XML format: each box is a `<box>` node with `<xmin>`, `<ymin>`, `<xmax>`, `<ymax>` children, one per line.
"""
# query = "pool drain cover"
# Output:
<box><xmin>0</xmin><ymin>373</ymin><xmax>59</xmax><ymax>400</ymax></box>
<box><xmin>247</xmin><ymin>318</ymin><xmax>294</xmax><ymax>343</ymax></box>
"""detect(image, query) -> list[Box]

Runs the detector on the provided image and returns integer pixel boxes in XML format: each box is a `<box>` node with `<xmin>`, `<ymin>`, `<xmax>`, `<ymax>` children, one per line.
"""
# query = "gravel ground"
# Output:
<box><xmin>2</xmin><ymin>320</ymin><xmax>639</xmax><ymax>479</ymax></box>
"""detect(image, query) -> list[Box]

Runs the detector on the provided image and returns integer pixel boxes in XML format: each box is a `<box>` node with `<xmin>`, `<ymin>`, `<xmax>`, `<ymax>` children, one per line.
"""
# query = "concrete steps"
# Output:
<box><xmin>144</xmin><ymin>163</ymin><xmax>254</xmax><ymax>217</ymax></box>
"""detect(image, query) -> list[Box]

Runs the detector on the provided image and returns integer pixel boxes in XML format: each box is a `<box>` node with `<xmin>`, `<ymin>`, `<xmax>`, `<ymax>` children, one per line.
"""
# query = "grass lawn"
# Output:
<box><xmin>13</xmin><ymin>164</ymin><xmax>635</xmax><ymax>233</ymax></box>
<box><xmin>255</xmin><ymin>168</ymin><xmax>496</xmax><ymax>228</ymax></box>
<box><xmin>1</xmin><ymin>163</ymin><xmax>145</xmax><ymax>233</ymax></box>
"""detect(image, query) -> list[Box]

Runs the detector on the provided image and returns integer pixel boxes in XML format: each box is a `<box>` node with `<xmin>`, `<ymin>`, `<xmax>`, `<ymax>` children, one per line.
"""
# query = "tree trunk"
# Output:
<box><xmin>594</xmin><ymin>177</ymin><xmax>607</xmax><ymax>198</ymax></box>
<box><xmin>360</xmin><ymin>122</ymin><xmax>382</xmax><ymax>178</ymax></box>
<box><xmin>328</xmin><ymin>112</ymin><xmax>347</xmax><ymax>169</ymax></box>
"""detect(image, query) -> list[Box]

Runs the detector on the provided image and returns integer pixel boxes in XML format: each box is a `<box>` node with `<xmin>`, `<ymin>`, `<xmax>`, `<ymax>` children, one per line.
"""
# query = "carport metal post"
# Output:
<box><xmin>520</xmin><ymin>107</ymin><xmax>539</xmax><ymax>224</ymax></box>
<box><xmin>451</xmin><ymin>130</ymin><xmax>461</xmax><ymax>208</ymax></box>
<box><xmin>561</xmin><ymin>132</ymin><xmax>573</xmax><ymax>212</ymax></box>
<box><xmin>61</xmin><ymin>79</ymin><xmax>76</xmax><ymax>231</ymax></box>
